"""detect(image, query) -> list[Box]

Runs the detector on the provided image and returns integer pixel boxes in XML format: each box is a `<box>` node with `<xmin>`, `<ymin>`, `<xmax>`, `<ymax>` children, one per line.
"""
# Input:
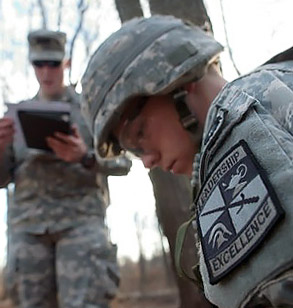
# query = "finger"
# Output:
<box><xmin>53</xmin><ymin>131</ymin><xmax>77</xmax><ymax>145</ymax></box>
<box><xmin>0</xmin><ymin>119</ymin><xmax>15</xmax><ymax>141</ymax></box>
<box><xmin>54</xmin><ymin>132</ymin><xmax>76</xmax><ymax>143</ymax></box>
<box><xmin>47</xmin><ymin>136</ymin><xmax>69</xmax><ymax>151</ymax></box>
<box><xmin>71</xmin><ymin>124</ymin><xmax>80</xmax><ymax>138</ymax></box>
<box><xmin>47</xmin><ymin>136</ymin><xmax>78</xmax><ymax>154</ymax></box>
<box><xmin>0</xmin><ymin>134</ymin><xmax>14</xmax><ymax>149</ymax></box>
<box><xmin>47</xmin><ymin>135</ymin><xmax>66</xmax><ymax>146</ymax></box>
<box><xmin>0</xmin><ymin>126</ymin><xmax>15</xmax><ymax>139</ymax></box>
<box><xmin>47</xmin><ymin>138</ymin><xmax>76</xmax><ymax>162</ymax></box>
<box><xmin>0</xmin><ymin>136</ymin><xmax>13</xmax><ymax>148</ymax></box>
<box><xmin>1</xmin><ymin>117</ymin><xmax>14</xmax><ymax>123</ymax></box>
<box><xmin>48</xmin><ymin>144</ymin><xmax>70</xmax><ymax>161</ymax></box>
<box><xmin>0</xmin><ymin>129</ymin><xmax>14</xmax><ymax>138</ymax></box>
<box><xmin>47</xmin><ymin>142</ymin><xmax>69</xmax><ymax>160</ymax></box>
<box><xmin>0</xmin><ymin>118</ymin><xmax>14</xmax><ymax>129</ymax></box>
<box><xmin>61</xmin><ymin>125</ymin><xmax>84</xmax><ymax>144</ymax></box>
<box><xmin>0</xmin><ymin>132</ymin><xmax>14</xmax><ymax>141</ymax></box>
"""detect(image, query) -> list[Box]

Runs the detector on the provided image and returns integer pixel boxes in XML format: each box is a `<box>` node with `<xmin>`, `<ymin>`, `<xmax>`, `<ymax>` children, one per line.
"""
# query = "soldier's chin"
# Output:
<box><xmin>42</xmin><ymin>86</ymin><xmax>57</xmax><ymax>96</ymax></box>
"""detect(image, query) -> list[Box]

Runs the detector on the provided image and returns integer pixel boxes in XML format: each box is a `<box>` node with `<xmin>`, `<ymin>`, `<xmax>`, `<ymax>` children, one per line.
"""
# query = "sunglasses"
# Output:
<box><xmin>32</xmin><ymin>60</ymin><xmax>62</xmax><ymax>68</ymax></box>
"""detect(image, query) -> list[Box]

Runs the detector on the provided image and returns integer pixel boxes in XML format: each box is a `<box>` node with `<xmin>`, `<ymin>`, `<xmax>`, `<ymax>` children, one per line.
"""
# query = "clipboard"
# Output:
<box><xmin>17</xmin><ymin>109</ymin><xmax>71</xmax><ymax>151</ymax></box>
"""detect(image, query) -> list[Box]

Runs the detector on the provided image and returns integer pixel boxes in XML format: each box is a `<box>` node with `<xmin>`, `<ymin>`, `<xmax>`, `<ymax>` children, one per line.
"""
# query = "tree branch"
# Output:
<box><xmin>68</xmin><ymin>0</ymin><xmax>89</xmax><ymax>84</ymax></box>
<box><xmin>37</xmin><ymin>0</ymin><xmax>47</xmax><ymax>29</ymax></box>
<box><xmin>57</xmin><ymin>0</ymin><xmax>63</xmax><ymax>30</ymax></box>
<box><xmin>219</xmin><ymin>0</ymin><xmax>241</xmax><ymax>76</ymax></box>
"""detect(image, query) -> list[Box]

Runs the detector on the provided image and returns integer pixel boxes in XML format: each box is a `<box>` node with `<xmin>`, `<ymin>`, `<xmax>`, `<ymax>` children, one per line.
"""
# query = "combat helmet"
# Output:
<box><xmin>81</xmin><ymin>15</ymin><xmax>223</xmax><ymax>160</ymax></box>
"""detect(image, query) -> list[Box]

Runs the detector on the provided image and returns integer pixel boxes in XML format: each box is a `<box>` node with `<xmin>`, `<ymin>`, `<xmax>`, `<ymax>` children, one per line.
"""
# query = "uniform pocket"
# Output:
<box><xmin>85</xmin><ymin>243</ymin><xmax>120</xmax><ymax>303</ymax></box>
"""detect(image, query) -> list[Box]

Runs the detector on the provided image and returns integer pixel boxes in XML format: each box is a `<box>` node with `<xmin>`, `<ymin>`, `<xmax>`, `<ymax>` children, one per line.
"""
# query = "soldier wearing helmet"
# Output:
<box><xmin>0</xmin><ymin>29</ymin><xmax>131</xmax><ymax>307</ymax></box>
<box><xmin>81</xmin><ymin>15</ymin><xmax>293</xmax><ymax>308</ymax></box>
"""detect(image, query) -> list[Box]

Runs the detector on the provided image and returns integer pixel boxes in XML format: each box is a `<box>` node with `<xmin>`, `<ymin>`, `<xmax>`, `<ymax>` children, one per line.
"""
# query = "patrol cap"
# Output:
<box><xmin>28</xmin><ymin>29</ymin><xmax>66</xmax><ymax>62</ymax></box>
<box><xmin>81</xmin><ymin>15</ymin><xmax>223</xmax><ymax>160</ymax></box>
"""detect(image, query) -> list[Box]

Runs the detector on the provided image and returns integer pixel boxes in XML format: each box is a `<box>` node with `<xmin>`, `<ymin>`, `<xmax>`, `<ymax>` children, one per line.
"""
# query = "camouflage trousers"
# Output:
<box><xmin>5</xmin><ymin>218</ymin><xmax>120</xmax><ymax>308</ymax></box>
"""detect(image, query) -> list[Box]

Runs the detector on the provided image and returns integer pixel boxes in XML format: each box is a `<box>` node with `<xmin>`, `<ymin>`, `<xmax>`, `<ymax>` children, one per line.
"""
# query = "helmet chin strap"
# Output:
<box><xmin>173</xmin><ymin>89</ymin><xmax>202</xmax><ymax>140</ymax></box>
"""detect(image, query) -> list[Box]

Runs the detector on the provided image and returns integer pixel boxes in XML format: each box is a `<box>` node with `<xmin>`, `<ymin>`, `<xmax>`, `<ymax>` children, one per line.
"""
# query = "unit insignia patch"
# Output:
<box><xmin>196</xmin><ymin>140</ymin><xmax>284</xmax><ymax>284</ymax></box>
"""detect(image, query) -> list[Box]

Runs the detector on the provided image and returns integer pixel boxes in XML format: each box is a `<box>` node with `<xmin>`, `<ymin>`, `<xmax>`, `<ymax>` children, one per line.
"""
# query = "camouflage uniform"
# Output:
<box><xmin>1</xmin><ymin>30</ymin><xmax>131</xmax><ymax>308</ymax></box>
<box><xmin>194</xmin><ymin>59</ymin><xmax>293</xmax><ymax>307</ymax></box>
<box><xmin>80</xmin><ymin>16</ymin><xmax>293</xmax><ymax>308</ymax></box>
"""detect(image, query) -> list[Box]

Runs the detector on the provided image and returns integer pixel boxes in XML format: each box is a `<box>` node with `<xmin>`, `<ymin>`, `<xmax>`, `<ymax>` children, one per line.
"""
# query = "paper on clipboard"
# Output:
<box><xmin>5</xmin><ymin>101</ymin><xmax>71</xmax><ymax>150</ymax></box>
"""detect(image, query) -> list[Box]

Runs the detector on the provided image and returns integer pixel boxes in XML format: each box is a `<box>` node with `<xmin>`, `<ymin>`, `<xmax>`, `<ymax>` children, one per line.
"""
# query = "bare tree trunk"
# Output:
<box><xmin>134</xmin><ymin>213</ymin><xmax>147</xmax><ymax>292</ymax></box>
<box><xmin>80</xmin><ymin>1</ymin><xmax>102</xmax><ymax>60</ymax></box>
<box><xmin>115</xmin><ymin>0</ymin><xmax>144</xmax><ymax>23</ymax></box>
<box><xmin>157</xmin><ymin>222</ymin><xmax>173</xmax><ymax>286</ymax></box>
<box><xmin>149</xmin><ymin>169</ymin><xmax>211</xmax><ymax>308</ymax></box>
<box><xmin>148</xmin><ymin>0</ymin><xmax>213</xmax><ymax>32</ymax></box>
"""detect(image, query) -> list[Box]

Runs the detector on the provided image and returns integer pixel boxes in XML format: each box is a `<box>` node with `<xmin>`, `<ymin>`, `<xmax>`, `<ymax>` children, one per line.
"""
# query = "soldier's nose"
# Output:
<box><xmin>141</xmin><ymin>152</ymin><xmax>160</xmax><ymax>169</ymax></box>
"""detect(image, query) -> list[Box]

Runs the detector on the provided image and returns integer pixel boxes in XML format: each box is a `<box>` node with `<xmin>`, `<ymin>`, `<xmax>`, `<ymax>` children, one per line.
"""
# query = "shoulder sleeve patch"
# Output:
<box><xmin>195</xmin><ymin>140</ymin><xmax>284</xmax><ymax>284</ymax></box>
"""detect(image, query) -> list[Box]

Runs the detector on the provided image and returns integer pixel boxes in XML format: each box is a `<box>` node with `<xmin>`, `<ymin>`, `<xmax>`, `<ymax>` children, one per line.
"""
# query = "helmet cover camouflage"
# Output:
<box><xmin>81</xmin><ymin>15</ymin><xmax>223</xmax><ymax>160</ymax></box>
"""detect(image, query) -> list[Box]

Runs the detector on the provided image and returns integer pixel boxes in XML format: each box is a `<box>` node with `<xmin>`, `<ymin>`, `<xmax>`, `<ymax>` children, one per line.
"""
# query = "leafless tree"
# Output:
<box><xmin>219</xmin><ymin>0</ymin><xmax>241</xmax><ymax>76</ymax></box>
<box><xmin>134</xmin><ymin>213</ymin><xmax>147</xmax><ymax>291</ymax></box>
<box><xmin>115</xmin><ymin>0</ymin><xmax>143</xmax><ymax>23</ymax></box>
<box><xmin>157</xmin><ymin>221</ymin><xmax>174</xmax><ymax>286</ymax></box>
<box><xmin>68</xmin><ymin>0</ymin><xmax>89</xmax><ymax>84</ymax></box>
<box><xmin>149</xmin><ymin>170</ymin><xmax>212</xmax><ymax>308</ymax></box>
<box><xmin>148</xmin><ymin>0</ymin><xmax>213</xmax><ymax>32</ymax></box>
<box><xmin>81</xmin><ymin>29</ymin><xmax>96</xmax><ymax>59</ymax></box>
<box><xmin>57</xmin><ymin>0</ymin><xmax>63</xmax><ymax>31</ymax></box>
<box><xmin>37</xmin><ymin>0</ymin><xmax>47</xmax><ymax>29</ymax></box>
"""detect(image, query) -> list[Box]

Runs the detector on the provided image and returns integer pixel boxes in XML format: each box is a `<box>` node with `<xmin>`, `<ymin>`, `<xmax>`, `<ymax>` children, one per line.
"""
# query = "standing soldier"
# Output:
<box><xmin>0</xmin><ymin>29</ymin><xmax>131</xmax><ymax>308</ymax></box>
<box><xmin>81</xmin><ymin>16</ymin><xmax>293</xmax><ymax>308</ymax></box>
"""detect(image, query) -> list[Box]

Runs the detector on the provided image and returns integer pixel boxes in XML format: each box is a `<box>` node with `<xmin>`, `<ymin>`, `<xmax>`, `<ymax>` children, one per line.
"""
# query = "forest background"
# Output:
<box><xmin>0</xmin><ymin>0</ymin><xmax>292</xmax><ymax>306</ymax></box>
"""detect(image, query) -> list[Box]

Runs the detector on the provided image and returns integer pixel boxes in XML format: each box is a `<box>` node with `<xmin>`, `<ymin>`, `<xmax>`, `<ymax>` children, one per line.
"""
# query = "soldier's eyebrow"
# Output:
<box><xmin>126</xmin><ymin>97</ymin><xmax>148</xmax><ymax>121</ymax></box>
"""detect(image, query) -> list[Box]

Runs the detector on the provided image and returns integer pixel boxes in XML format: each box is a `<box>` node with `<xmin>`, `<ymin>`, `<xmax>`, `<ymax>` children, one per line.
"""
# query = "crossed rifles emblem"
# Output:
<box><xmin>201</xmin><ymin>163</ymin><xmax>260</xmax><ymax>250</ymax></box>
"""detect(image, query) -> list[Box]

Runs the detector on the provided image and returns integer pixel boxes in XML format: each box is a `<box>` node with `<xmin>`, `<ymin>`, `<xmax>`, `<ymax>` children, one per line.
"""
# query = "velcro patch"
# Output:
<box><xmin>196</xmin><ymin>140</ymin><xmax>284</xmax><ymax>284</ymax></box>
